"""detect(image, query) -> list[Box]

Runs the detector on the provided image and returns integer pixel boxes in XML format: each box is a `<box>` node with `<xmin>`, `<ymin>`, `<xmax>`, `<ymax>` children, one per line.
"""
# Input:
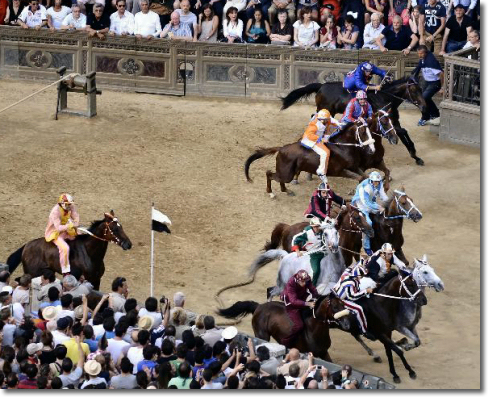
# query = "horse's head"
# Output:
<box><xmin>374</xmin><ymin>109</ymin><xmax>398</xmax><ymax>145</ymax></box>
<box><xmin>398</xmin><ymin>271</ymin><xmax>428</xmax><ymax>306</ymax></box>
<box><xmin>321</xmin><ymin>217</ymin><xmax>339</xmax><ymax>253</ymax></box>
<box><xmin>315</xmin><ymin>294</ymin><xmax>350</xmax><ymax>331</ymax></box>
<box><xmin>413</xmin><ymin>254</ymin><xmax>445</xmax><ymax>292</ymax></box>
<box><xmin>101</xmin><ymin>210</ymin><xmax>133</xmax><ymax>250</ymax></box>
<box><xmin>389</xmin><ymin>188</ymin><xmax>423</xmax><ymax>223</ymax></box>
<box><xmin>348</xmin><ymin>204</ymin><xmax>374</xmax><ymax>238</ymax></box>
<box><xmin>406</xmin><ymin>77</ymin><xmax>427</xmax><ymax>113</ymax></box>
<box><xmin>355</xmin><ymin>119</ymin><xmax>375</xmax><ymax>154</ymax></box>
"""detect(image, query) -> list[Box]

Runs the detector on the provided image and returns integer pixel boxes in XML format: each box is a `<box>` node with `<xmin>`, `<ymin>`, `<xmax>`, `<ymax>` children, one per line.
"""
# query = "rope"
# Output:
<box><xmin>0</xmin><ymin>74</ymin><xmax>77</xmax><ymax>115</ymax></box>
<box><xmin>372</xmin><ymin>292</ymin><xmax>415</xmax><ymax>300</ymax></box>
<box><xmin>339</xmin><ymin>246</ymin><xmax>362</xmax><ymax>255</ymax></box>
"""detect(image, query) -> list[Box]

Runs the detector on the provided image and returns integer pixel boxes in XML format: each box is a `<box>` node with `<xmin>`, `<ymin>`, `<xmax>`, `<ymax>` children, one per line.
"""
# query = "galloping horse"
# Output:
<box><xmin>245</xmin><ymin>118</ymin><xmax>376</xmax><ymax>199</ymax></box>
<box><xmin>217</xmin><ymin>294</ymin><xmax>350</xmax><ymax>361</ymax></box>
<box><xmin>6</xmin><ymin>211</ymin><xmax>132</xmax><ymax>290</ymax></box>
<box><xmin>281</xmin><ymin>77</ymin><xmax>427</xmax><ymax>165</ymax></box>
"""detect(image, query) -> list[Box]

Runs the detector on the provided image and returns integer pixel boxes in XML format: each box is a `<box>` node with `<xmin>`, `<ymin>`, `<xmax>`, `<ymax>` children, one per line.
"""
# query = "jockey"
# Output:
<box><xmin>333</xmin><ymin>263</ymin><xmax>373</xmax><ymax>338</ymax></box>
<box><xmin>291</xmin><ymin>217</ymin><xmax>325</xmax><ymax>287</ymax></box>
<box><xmin>45</xmin><ymin>194</ymin><xmax>79</xmax><ymax>275</ymax></box>
<box><xmin>280</xmin><ymin>270</ymin><xmax>319</xmax><ymax>347</ymax></box>
<box><xmin>351</xmin><ymin>171</ymin><xmax>389</xmax><ymax>256</ymax></box>
<box><xmin>365</xmin><ymin>243</ymin><xmax>407</xmax><ymax>285</ymax></box>
<box><xmin>343</xmin><ymin>62</ymin><xmax>391</xmax><ymax>96</ymax></box>
<box><xmin>304</xmin><ymin>182</ymin><xmax>347</xmax><ymax>221</ymax></box>
<box><xmin>341</xmin><ymin>90</ymin><xmax>373</xmax><ymax>125</ymax></box>
<box><xmin>300</xmin><ymin>109</ymin><xmax>341</xmax><ymax>184</ymax></box>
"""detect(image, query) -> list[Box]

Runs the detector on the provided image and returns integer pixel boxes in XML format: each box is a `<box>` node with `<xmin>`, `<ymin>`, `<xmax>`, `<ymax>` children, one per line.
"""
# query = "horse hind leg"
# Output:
<box><xmin>291</xmin><ymin>171</ymin><xmax>300</xmax><ymax>185</ymax></box>
<box><xmin>395</xmin><ymin>326</ymin><xmax>421</xmax><ymax>351</ymax></box>
<box><xmin>353</xmin><ymin>334</ymin><xmax>382</xmax><ymax>363</ymax></box>
<box><xmin>266</xmin><ymin>170</ymin><xmax>276</xmax><ymax>199</ymax></box>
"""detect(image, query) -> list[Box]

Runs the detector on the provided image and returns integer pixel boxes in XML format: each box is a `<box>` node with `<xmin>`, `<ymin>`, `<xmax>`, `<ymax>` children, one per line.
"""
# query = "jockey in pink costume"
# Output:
<box><xmin>45</xmin><ymin>194</ymin><xmax>79</xmax><ymax>275</ymax></box>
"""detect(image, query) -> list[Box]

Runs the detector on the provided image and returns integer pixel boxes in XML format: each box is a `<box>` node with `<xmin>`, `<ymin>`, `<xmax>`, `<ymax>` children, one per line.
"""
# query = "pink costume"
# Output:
<box><xmin>45</xmin><ymin>204</ymin><xmax>79</xmax><ymax>274</ymax></box>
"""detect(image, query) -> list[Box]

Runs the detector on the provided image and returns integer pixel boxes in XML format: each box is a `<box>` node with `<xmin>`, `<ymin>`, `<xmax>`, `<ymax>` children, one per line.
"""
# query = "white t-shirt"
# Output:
<box><xmin>134</xmin><ymin>10</ymin><xmax>162</xmax><ymax>37</ymax></box>
<box><xmin>46</xmin><ymin>6</ymin><xmax>71</xmax><ymax>29</ymax></box>
<box><xmin>293</xmin><ymin>20</ymin><xmax>320</xmax><ymax>46</ymax></box>
<box><xmin>202</xmin><ymin>382</ymin><xmax>224</xmax><ymax>389</ymax></box>
<box><xmin>175</xmin><ymin>9</ymin><xmax>197</xmax><ymax>27</ymax></box>
<box><xmin>62</xmin><ymin>13</ymin><xmax>87</xmax><ymax>29</ymax></box>
<box><xmin>107</xmin><ymin>338</ymin><xmax>130</xmax><ymax>364</ymax></box>
<box><xmin>127</xmin><ymin>346</ymin><xmax>144</xmax><ymax>374</ymax></box>
<box><xmin>19</xmin><ymin>6</ymin><xmax>47</xmax><ymax>28</ymax></box>
<box><xmin>52</xmin><ymin>330</ymin><xmax>71</xmax><ymax>347</ymax></box>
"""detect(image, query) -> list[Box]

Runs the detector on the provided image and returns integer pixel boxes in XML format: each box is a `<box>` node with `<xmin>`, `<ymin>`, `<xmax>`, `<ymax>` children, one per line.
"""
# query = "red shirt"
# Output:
<box><xmin>18</xmin><ymin>378</ymin><xmax>38</xmax><ymax>389</ymax></box>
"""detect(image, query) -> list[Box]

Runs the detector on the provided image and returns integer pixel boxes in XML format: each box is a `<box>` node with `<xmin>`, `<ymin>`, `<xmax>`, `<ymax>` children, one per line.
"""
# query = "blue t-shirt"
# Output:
<box><xmin>422</xmin><ymin>2</ymin><xmax>446</xmax><ymax>35</ymax></box>
<box><xmin>84</xmin><ymin>338</ymin><xmax>98</xmax><ymax>353</ymax></box>
<box><xmin>39</xmin><ymin>301</ymin><xmax>61</xmax><ymax>309</ymax></box>
<box><xmin>137</xmin><ymin>360</ymin><xmax>157</xmax><ymax>373</ymax></box>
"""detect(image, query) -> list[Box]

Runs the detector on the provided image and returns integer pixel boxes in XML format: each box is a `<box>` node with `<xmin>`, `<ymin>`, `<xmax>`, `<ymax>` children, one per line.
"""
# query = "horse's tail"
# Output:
<box><xmin>6</xmin><ymin>245</ymin><xmax>25</xmax><ymax>273</ymax></box>
<box><xmin>217</xmin><ymin>301</ymin><xmax>259</xmax><ymax>320</ymax></box>
<box><xmin>280</xmin><ymin>83</ymin><xmax>323</xmax><ymax>110</ymax></box>
<box><xmin>244</xmin><ymin>147</ymin><xmax>281</xmax><ymax>183</ymax></box>
<box><xmin>263</xmin><ymin>223</ymin><xmax>289</xmax><ymax>251</ymax></box>
<box><xmin>248</xmin><ymin>249</ymin><xmax>288</xmax><ymax>278</ymax></box>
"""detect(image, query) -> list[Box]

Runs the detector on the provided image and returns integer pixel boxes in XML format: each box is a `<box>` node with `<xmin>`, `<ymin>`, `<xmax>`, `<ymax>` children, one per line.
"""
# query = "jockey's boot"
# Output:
<box><xmin>364</xmin><ymin>248</ymin><xmax>373</xmax><ymax>256</ymax></box>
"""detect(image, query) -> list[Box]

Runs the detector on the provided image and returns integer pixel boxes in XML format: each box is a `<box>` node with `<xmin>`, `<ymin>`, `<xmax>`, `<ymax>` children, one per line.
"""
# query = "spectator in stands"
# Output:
<box><xmin>296</xmin><ymin>0</ymin><xmax>318</xmax><ymax>22</ymax></box>
<box><xmin>134</xmin><ymin>0</ymin><xmax>162</xmax><ymax>38</ymax></box>
<box><xmin>62</xmin><ymin>275</ymin><xmax>92</xmax><ymax>298</ymax></box>
<box><xmin>364</xmin><ymin>0</ymin><xmax>386</xmax><ymax>25</ymax></box>
<box><xmin>439</xmin><ymin>3</ymin><xmax>473</xmax><ymax>54</ymax></box>
<box><xmin>109</xmin><ymin>0</ymin><xmax>135</xmax><ymax>35</ymax></box>
<box><xmin>18</xmin><ymin>0</ymin><xmax>47</xmax><ymax>29</ymax></box>
<box><xmin>293</xmin><ymin>6</ymin><xmax>320</xmax><ymax>48</ymax></box>
<box><xmin>5</xmin><ymin>0</ymin><xmax>24</xmax><ymax>25</ymax></box>
<box><xmin>109</xmin><ymin>277</ymin><xmax>128</xmax><ymax>313</ymax></box>
<box><xmin>244</xmin><ymin>0</ymin><xmax>271</xmax><ymax>26</ymax></box>
<box><xmin>409</xmin><ymin>5</ymin><xmax>421</xmax><ymax>38</ymax></box>
<box><xmin>362</xmin><ymin>11</ymin><xmax>385</xmax><ymax>49</ymax></box>
<box><xmin>12</xmin><ymin>275</ymin><xmax>31</xmax><ymax>309</ymax></box>
<box><xmin>138</xmin><ymin>297</ymin><xmax>162</xmax><ymax>329</ymax></box>
<box><xmin>388</xmin><ymin>0</ymin><xmax>410</xmax><ymax>26</ymax></box>
<box><xmin>223</xmin><ymin>0</ymin><xmax>246</xmax><ymax>20</ymax></box>
<box><xmin>60</xmin><ymin>4</ymin><xmax>86</xmax><ymax>29</ymax></box>
<box><xmin>319</xmin><ymin>14</ymin><xmax>337</xmax><ymax>48</ymax></box>
<box><xmin>81</xmin><ymin>359</ymin><xmax>107</xmax><ymax>388</ymax></box>
<box><xmin>201</xmin><ymin>316</ymin><xmax>222</xmax><ymax>347</ymax></box>
<box><xmin>376</xmin><ymin>14</ymin><xmax>418</xmax><ymax>54</ymax></box>
<box><xmin>197</xmin><ymin>4</ymin><xmax>219</xmax><ymax>41</ymax></box>
<box><xmin>127</xmin><ymin>329</ymin><xmax>150</xmax><ymax>373</ymax></box>
<box><xmin>58</xmin><ymin>337</ymin><xmax>85</xmax><ymax>387</ymax></box>
<box><xmin>175</xmin><ymin>0</ymin><xmax>198</xmax><ymax>40</ymax></box>
<box><xmin>170</xmin><ymin>292</ymin><xmax>197</xmax><ymax>326</ymax></box>
<box><xmin>37</xmin><ymin>269</ymin><xmax>61</xmax><ymax>303</ymax></box>
<box><xmin>86</xmin><ymin>4</ymin><xmax>111</xmax><ymax>40</ymax></box>
<box><xmin>110</xmin><ymin>356</ymin><xmax>137</xmax><ymax>389</ymax></box>
<box><xmin>39</xmin><ymin>287</ymin><xmax>61</xmax><ymax>310</ymax></box>
<box><xmin>0</xmin><ymin>272</ymin><xmax>10</xmax><ymax>291</ymax></box>
<box><xmin>268</xmin><ymin>0</ymin><xmax>295</xmax><ymax>26</ymax></box>
<box><xmin>46</xmin><ymin>0</ymin><xmax>71</xmax><ymax>30</ymax></box>
<box><xmin>463</xmin><ymin>28</ymin><xmax>479</xmax><ymax>51</ymax></box>
<box><xmin>341</xmin><ymin>0</ymin><xmax>365</xmax><ymax>40</ymax></box>
<box><xmin>221</xmin><ymin>6</ymin><xmax>244</xmax><ymax>42</ymax></box>
<box><xmin>245</xmin><ymin>8</ymin><xmax>270</xmax><ymax>43</ymax></box>
<box><xmin>161</xmin><ymin>11</ymin><xmax>194</xmax><ymax>40</ymax></box>
<box><xmin>319</xmin><ymin>2</ymin><xmax>338</xmax><ymax>26</ymax></box>
<box><xmin>0</xmin><ymin>290</ymin><xmax>24</xmax><ymax>326</ymax></box>
<box><xmin>270</xmin><ymin>9</ymin><xmax>293</xmax><ymax>44</ymax></box>
<box><xmin>452</xmin><ymin>0</ymin><xmax>477</xmax><ymax>18</ymax></box>
<box><xmin>53</xmin><ymin>317</ymin><xmax>72</xmax><ymax>346</ymax></box>
<box><xmin>419</xmin><ymin>0</ymin><xmax>446</xmax><ymax>54</ymax></box>
<box><xmin>277</xmin><ymin>348</ymin><xmax>309</xmax><ymax>377</ymax></box>
<box><xmin>337</xmin><ymin>15</ymin><xmax>360</xmax><ymax>49</ymax></box>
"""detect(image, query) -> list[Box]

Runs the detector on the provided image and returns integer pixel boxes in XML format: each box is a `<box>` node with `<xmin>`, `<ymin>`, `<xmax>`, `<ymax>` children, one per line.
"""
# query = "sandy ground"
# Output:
<box><xmin>0</xmin><ymin>80</ymin><xmax>480</xmax><ymax>389</ymax></box>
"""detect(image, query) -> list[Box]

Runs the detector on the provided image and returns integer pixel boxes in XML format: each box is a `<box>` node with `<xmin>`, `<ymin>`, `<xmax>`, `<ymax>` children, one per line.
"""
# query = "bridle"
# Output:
<box><xmin>383</xmin><ymin>190</ymin><xmax>422</xmax><ymax>220</ymax></box>
<box><xmin>79</xmin><ymin>215</ymin><xmax>122</xmax><ymax>245</ymax></box>
<box><xmin>328</xmin><ymin>120</ymin><xmax>375</xmax><ymax>148</ymax></box>
<box><xmin>378</xmin><ymin>80</ymin><xmax>422</xmax><ymax>109</ymax></box>
<box><xmin>340</xmin><ymin>209</ymin><xmax>364</xmax><ymax>234</ymax></box>
<box><xmin>370</xmin><ymin>110</ymin><xmax>395</xmax><ymax>139</ymax></box>
<box><xmin>412</xmin><ymin>259</ymin><xmax>434</xmax><ymax>289</ymax></box>
<box><xmin>373</xmin><ymin>273</ymin><xmax>422</xmax><ymax>301</ymax></box>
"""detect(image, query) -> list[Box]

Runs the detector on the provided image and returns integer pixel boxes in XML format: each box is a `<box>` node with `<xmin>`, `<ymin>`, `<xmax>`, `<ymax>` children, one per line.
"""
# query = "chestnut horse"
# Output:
<box><xmin>6</xmin><ymin>211</ymin><xmax>132</xmax><ymax>290</ymax></box>
<box><xmin>217</xmin><ymin>294</ymin><xmax>350</xmax><ymax>361</ymax></box>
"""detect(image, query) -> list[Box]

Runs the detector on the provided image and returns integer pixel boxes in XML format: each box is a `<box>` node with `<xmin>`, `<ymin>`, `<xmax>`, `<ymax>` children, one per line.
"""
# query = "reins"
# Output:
<box><xmin>77</xmin><ymin>217</ymin><xmax>121</xmax><ymax>245</ymax></box>
<box><xmin>372</xmin><ymin>273</ymin><xmax>421</xmax><ymax>301</ymax></box>
<box><xmin>327</xmin><ymin>121</ymin><xmax>375</xmax><ymax>148</ymax></box>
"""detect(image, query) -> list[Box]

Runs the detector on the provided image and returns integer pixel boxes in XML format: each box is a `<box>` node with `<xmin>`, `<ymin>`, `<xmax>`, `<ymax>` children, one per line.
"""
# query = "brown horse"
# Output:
<box><xmin>217</xmin><ymin>294</ymin><xmax>350</xmax><ymax>361</ymax></box>
<box><xmin>6</xmin><ymin>211</ymin><xmax>132</xmax><ymax>290</ymax></box>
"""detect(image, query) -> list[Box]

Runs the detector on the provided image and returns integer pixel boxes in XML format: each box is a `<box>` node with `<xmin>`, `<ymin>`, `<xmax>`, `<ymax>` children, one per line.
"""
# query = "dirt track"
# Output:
<box><xmin>0</xmin><ymin>80</ymin><xmax>480</xmax><ymax>389</ymax></box>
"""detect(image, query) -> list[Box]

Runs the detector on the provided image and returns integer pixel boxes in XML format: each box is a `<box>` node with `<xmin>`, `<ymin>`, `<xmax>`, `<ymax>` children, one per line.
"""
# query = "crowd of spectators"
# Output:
<box><xmin>0</xmin><ymin>0</ymin><xmax>480</xmax><ymax>54</ymax></box>
<box><xmin>0</xmin><ymin>268</ymin><xmax>370</xmax><ymax>389</ymax></box>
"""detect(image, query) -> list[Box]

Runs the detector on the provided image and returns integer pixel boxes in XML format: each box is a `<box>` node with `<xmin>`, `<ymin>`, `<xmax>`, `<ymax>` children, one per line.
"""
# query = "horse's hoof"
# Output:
<box><xmin>373</xmin><ymin>356</ymin><xmax>382</xmax><ymax>363</ymax></box>
<box><xmin>415</xmin><ymin>157</ymin><xmax>425</xmax><ymax>166</ymax></box>
<box><xmin>291</xmin><ymin>180</ymin><xmax>299</xmax><ymax>185</ymax></box>
<box><xmin>286</xmin><ymin>190</ymin><xmax>295</xmax><ymax>197</ymax></box>
<box><xmin>269</xmin><ymin>193</ymin><xmax>276</xmax><ymax>199</ymax></box>
<box><xmin>409</xmin><ymin>371</ymin><xmax>417</xmax><ymax>380</ymax></box>
<box><xmin>306</xmin><ymin>174</ymin><xmax>313</xmax><ymax>181</ymax></box>
<box><xmin>393</xmin><ymin>376</ymin><xmax>401</xmax><ymax>384</ymax></box>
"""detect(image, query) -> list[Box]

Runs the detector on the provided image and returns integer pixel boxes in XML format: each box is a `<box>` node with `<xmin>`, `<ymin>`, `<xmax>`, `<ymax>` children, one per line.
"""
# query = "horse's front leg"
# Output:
<box><xmin>395</xmin><ymin>126</ymin><xmax>424</xmax><ymax>166</ymax></box>
<box><xmin>378</xmin><ymin>334</ymin><xmax>401</xmax><ymax>383</ymax></box>
<box><xmin>396</xmin><ymin>326</ymin><xmax>421</xmax><ymax>351</ymax></box>
<box><xmin>291</xmin><ymin>171</ymin><xmax>300</xmax><ymax>185</ymax></box>
<box><xmin>353</xmin><ymin>334</ymin><xmax>382</xmax><ymax>363</ymax></box>
<box><xmin>266</xmin><ymin>170</ymin><xmax>275</xmax><ymax>199</ymax></box>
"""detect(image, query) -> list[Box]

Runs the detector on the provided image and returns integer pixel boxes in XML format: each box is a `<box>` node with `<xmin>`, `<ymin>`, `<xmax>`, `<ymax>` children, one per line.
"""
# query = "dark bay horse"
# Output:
<box><xmin>6</xmin><ymin>211</ymin><xmax>132</xmax><ymax>290</ymax></box>
<box><xmin>217</xmin><ymin>294</ymin><xmax>350</xmax><ymax>361</ymax></box>
<box><xmin>280</xmin><ymin>77</ymin><xmax>427</xmax><ymax>165</ymax></box>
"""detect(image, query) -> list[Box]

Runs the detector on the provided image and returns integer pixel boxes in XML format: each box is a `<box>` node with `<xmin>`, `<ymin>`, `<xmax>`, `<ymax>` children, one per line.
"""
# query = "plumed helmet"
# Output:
<box><xmin>309</xmin><ymin>217</ymin><xmax>322</xmax><ymax>227</ymax></box>
<box><xmin>318</xmin><ymin>182</ymin><xmax>330</xmax><ymax>192</ymax></box>
<box><xmin>368</xmin><ymin>171</ymin><xmax>382</xmax><ymax>182</ymax></box>
<box><xmin>58</xmin><ymin>194</ymin><xmax>74</xmax><ymax>207</ymax></box>
<box><xmin>295</xmin><ymin>270</ymin><xmax>311</xmax><ymax>283</ymax></box>
<box><xmin>381</xmin><ymin>243</ymin><xmax>395</xmax><ymax>254</ymax></box>
<box><xmin>356</xmin><ymin>90</ymin><xmax>367</xmax><ymax>99</ymax></box>
<box><xmin>317</xmin><ymin>109</ymin><xmax>331</xmax><ymax>120</ymax></box>
<box><xmin>361</xmin><ymin>62</ymin><xmax>373</xmax><ymax>72</ymax></box>
<box><xmin>351</xmin><ymin>264</ymin><xmax>367</xmax><ymax>277</ymax></box>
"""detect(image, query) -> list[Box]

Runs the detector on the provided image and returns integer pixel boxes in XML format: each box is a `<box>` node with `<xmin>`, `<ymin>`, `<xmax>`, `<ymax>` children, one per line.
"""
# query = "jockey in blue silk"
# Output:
<box><xmin>343</xmin><ymin>62</ymin><xmax>390</xmax><ymax>96</ymax></box>
<box><xmin>341</xmin><ymin>90</ymin><xmax>373</xmax><ymax>125</ymax></box>
<box><xmin>351</xmin><ymin>171</ymin><xmax>389</xmax><ymax>256</ymax></box>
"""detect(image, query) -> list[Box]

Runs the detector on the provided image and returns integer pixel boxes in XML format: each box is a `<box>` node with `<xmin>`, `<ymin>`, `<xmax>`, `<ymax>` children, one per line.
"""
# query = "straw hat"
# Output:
<box><xmin>138</xmin><ymin>315</ymin><xmax>155</xmax><ymax>331</ymax></box>
<box><xmin>42</xmin><ymin>305</ymin><xmax>60</xmax><ymax>321</ymax></box>
<box><xmin>74</xmin><ymin>305</ymin><xmax>84</xmax><ymax>320</ymax></box>
<box><xmin>84</xmin><ymin>360</ymin><xmax>102</xmax><ymax>376</ymax></box>
<box><xmin>46</xmin><ymin>320</ymin><xmax>57</xmax><ymax>332</ymax></box>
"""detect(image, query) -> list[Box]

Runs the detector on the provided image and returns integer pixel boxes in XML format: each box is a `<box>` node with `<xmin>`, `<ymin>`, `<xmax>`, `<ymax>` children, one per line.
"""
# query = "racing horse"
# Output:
<box><xmin>217</xmin><ymin>294</ymin><xmax>351</xmax><ymax>361</ymax></box>
<box><xmin>6</xmin><ymin>211</ymin><xmax>132</xmax><ymax>290</ymax></box>
<box><xmin>245</xmin><ymin>117</ymin><xmax>377</xmax><ymax>199</ymax></box>
<box><xmin>281</xmin><ymin>76</ymin><xmax>427</xmax><ymax>165</ymax></box>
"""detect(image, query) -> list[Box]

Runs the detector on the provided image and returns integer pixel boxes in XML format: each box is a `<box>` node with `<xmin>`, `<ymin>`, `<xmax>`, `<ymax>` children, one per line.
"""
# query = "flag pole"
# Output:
<box><xmin>150</xmin><ymin>202</ymin><xmax>155</xmax><ymax>297</ymax></box>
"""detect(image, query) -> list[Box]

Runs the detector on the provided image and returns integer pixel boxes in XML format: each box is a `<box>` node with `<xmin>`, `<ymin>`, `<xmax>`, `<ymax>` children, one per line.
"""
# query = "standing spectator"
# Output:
<box><xmin>319</xmin><ymin>14</ymin><xmax>338</xmax><ymax>48</ymax></box>
<box><xmin>18</xmin><ymin>0</ymin><xmax>47</xmax><ymax>29</ymax></box>
<box><xmin>439</xmin><ymin>3</ymin><xmax>472</xmax><ymax>54</ymax></box>
<box><xmin>293</xmin><ymin>6</ymin><xmax>320</xmax><ymax>48</ymax></box>
<box><xmin>18</xmin><ymin>364</ymin><xmax>38</xmax><ymax>389</ymax></box>
<box><xmin>296</xmin><ymin>0</ymin><xmax>318</xmax><ymax>22</ymax></box>
<box><xmin>39</xmin><ymin>331</ymin><xmax>56</xmax><ymax>365</ymax></box>
<box><xmin>127</xmin><ymin>329</ymin><xmax>150</xmax><ymax>374</ymax></box>
<box><xmin>197</xmin><ymin>4</ymin><xmax>219</xmax><ymax>41</ymax></box>
<box><xmin>161</xmin><ymin>10</ymin><xmax>194</xmax><ymax>39</ymax></box>
<box><xmin>58</xmin><ymin>294</ymin><xmax>75</xmax><ymax>320</ymax></box>
<box><xmin>376</xmin><ymin>14</ymin><xmax>418</xmax><ymax>53</ymax></box>
<box><xmin>255</xmin><ymin>345</ymin><xmax>280</xmax><ymax>376</ymax></box>
<box><xmin>270</xmin><ymin>9</ymin><xmax>293</xmax><ymax>44</ymax></box>
<box><xmin>80</xmin><ymin>360</ymin><xmax>107</xmax><ymax>389</ymax></box>
<box><xmin>0</xmin><ymin>290</ymin><xmax>24</xmax><ymax>326</ymax></box>
<box><xmin>245</xmin><ymin>8</ymin><xmax>270</xmax><ymax>43</ymax></box>
<box><xmin>109</xmin><ymin>277</ymin><xmax>128</xmax><ymax>314</ymax></box>
<box><xmin>52</xmin><ymin>317</ymin><xmax>71</xmax><ymax>347</ymax></box>
<box><xmin>62</xmin><ymin>275</ymin><xmax>92</xmax><ymax>299</ymax></box>
<box><xmin>201</xmin><ymin>316</ymin><xmax>222</xmax><ymax>347</ymax></box>
<box><xmin>319</xmin><ymin>1</ymin><xmax>340</xmax><ymax>24</ymax></box>
<box><xmin>134</xmin><ymin>0</ymin><xmax>162</xmax><ymax>38</ymax></box>
<box><xmin>362</xmin><ymin>11</ymin><xmax>385</xmax><ymax>49</ymax></box>
<box><xmin>268</xmin><ymin>0</ymin><xmax>295</xmax><ymax>26</ymax></box>
<box><xmin>221</xmin><ymin>6</ymin><xmax>244</xmax><ymax>42</ymax></box>
<box><xmin>46</xmin><ymin>0</ymin><xmax>71</xmax><ymax>30</ymax></box>
<box><xmin>0</xmin><ymin>271</ymin><xmax>10</xmax><ymax>290</ymax></box>
<box><xmin>58</xmin><ymin>337</ymin><xmax>85</xmax><ymax>388</ymax></box>
<box><xmin>412</xmin><ymin>45</ymin><xmax>443</xmax><ymax>125</ymax></box>
<box><xmin>409</xmin><ymin>5</ymin><xmax>421</xmax><ymax>37</ymax></box>
<box><xmin>5</xmin><ymin>0</ymin><xmax>24</xmax><ymax>26</ymax></box>
<box><xmin>167</xmin><ymin>361</ymin><xmax>192</xmax><ymax>389</ymax></box>
<box><xmin>337</xmin><ymin>15</ymin><xmax>360</xmax><ymax>49</ymax></box>
<box><xmin>364</xmin><ymin>0</ymin><xmax>386</xmax><ymax>25</ymax></box>
<box><xmin>61</xmin><ymin>4</ymin><xmax>87</xmax><ymax>29</ymax></box>
<box><xmin>109</xmin><ymin>0</ymin><xmax>135</xmax><ymax>35</ymax></box>
<box><xmin>111</xmin><ymin>357</ymin><xmax>137</xmax><ymax>389</ymax></box>
<box><xmin>244</xmin><ymin>0</ymin><xmax>271</xmax><ymax>26</ymax></box>
<box><xmin>175</xmin><ymin>0</ymin><xmax>198</xmax><ymax>40</ymax></box>
<box><xmin>63</xmin><ymin>322</ymin><xmax>90</xmax><ymax>364</ymax></box>
<box><xmin>12</xmin><ymin>275</ymin><xmax>31</xmax><ymax>310</ymax></box>
<box><xmin>138</xmin><ymin>297</ymin><xmax>163</xmax><ymax>329</ymax></box>
<box><xmin>86</xmin><ymin>4</ymin><xmax>111</xmax><ymax>41</ymax></box>
<box><xmin>37</xmin><ymin>270</ymin><xmax>62</xmax><ymax>304</ymax></box>
<box><xmin>419</xmin><ymin>0</ymin><xmax>446</xmax><ymax>54</ymax></box>
<box><xmin>277</xmin><ymin>348</ymin><xmax>309</xmax><ymax>376</ymax></box>
<box><xmin>106</xmin><ymin>323</ymin><xmax>130</xmax><ymax>364</ymax></box>
<box><xmin>388</xmin><ymin>0</ymin><xmax>411</xmax><ymax>25</ymax></box>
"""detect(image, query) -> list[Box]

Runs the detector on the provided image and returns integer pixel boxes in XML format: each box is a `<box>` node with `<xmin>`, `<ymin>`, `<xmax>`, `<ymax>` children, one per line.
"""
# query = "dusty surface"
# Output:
<box><xmin>0</xmin><ymin>80</ymin><xmax>480</xmax><ymax>389</ymax></box>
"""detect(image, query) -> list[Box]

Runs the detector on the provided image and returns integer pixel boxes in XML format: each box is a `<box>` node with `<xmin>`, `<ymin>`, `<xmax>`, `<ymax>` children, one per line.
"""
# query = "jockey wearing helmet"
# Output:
<box><xmin>351</xmin><ymin>171</ymin><xmax>389</xmax><ymax>256</ymax></box>
<box><xmin>291</xmin><ymin>217</ymin><xmax>326</xmax><ymax>286</ymax></box>
<box><xmin>304</xmin><ymin>182</ymin><xmax>347</xmax><ymax>222</ymax></box>
<box><xmin>280</xmin><ymin>270</ymin><xmax>319</xmax><ymax>347</ymax></box>
<box><xmin>343</xmin><ymin>62</ymin><xmax>391</xmax><ymax>96</ymax></box>
<box><xmin>340</xmin><ymin>90</ymin><xmax>373</xmax><ymax>125</ymax></box>
<box><xmin>333</xmin><ymin>263</ymin><xmax>374</xmax><ymax>338</ymax></box>
<box><xmin>365</xmin><ymin>243</ymin><xmax>407</xmax><ymax>285</ymax></box>
<box><xmin>45</xmin><ymin>194</ymin><xmax>80</xmax><ymax>275</ymax></box>
<box><xmin>300</xmin><ymin>109</ymin><xmax>341</xmax><ymax>184</ymax></box>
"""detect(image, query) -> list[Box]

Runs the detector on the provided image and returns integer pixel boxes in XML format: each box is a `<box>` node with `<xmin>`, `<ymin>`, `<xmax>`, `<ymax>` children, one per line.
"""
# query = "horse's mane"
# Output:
<box><xmin>76</xmin><ymin>219</ymin><xmax>104</xmax><ymax>240</ymax></box>
<box><xmin>329</xmin><ymin>122</ymin><xmax>355</xmax><ymax>142</ymax></box>
<box><xmin>381</xmin><ymin>76</ymin><xmax>411</xmax><ymax>91</ymax></box>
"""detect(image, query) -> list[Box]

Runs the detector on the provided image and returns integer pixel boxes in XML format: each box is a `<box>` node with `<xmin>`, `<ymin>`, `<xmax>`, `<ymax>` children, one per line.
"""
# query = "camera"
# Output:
<box><xmin>160</xmin><ymin>295</ymin><xmax>167</xmax><ymax>304</ymax></box>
